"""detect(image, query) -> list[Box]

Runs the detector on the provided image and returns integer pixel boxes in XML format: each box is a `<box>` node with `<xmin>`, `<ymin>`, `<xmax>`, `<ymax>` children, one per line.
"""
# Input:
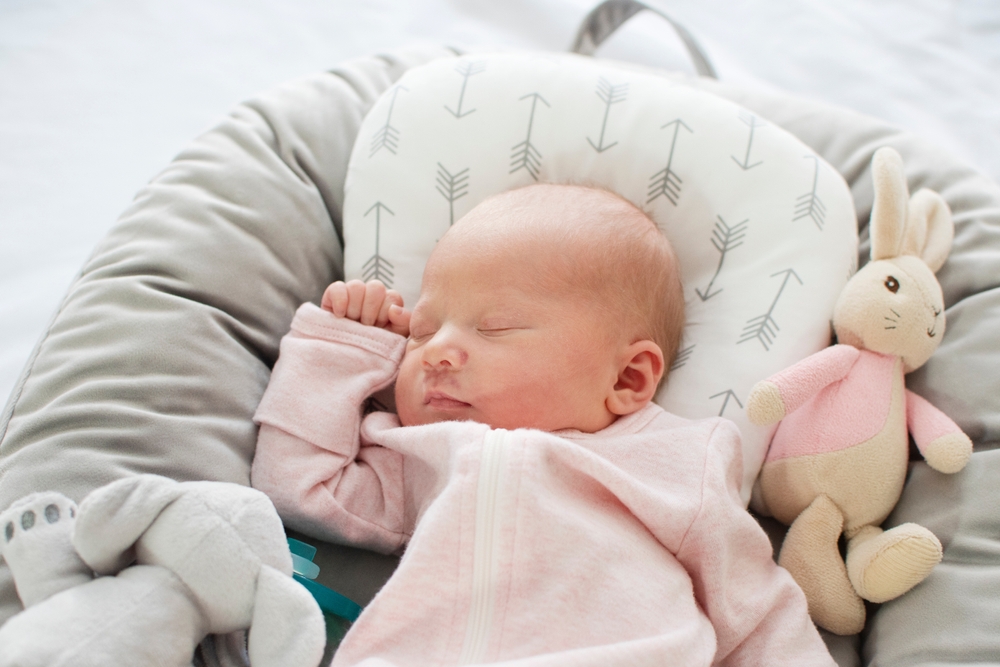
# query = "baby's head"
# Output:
<box><xmin>395</xmin><ymin>183</ymin><xmax>684</xmax><ymax>433</ymax></box>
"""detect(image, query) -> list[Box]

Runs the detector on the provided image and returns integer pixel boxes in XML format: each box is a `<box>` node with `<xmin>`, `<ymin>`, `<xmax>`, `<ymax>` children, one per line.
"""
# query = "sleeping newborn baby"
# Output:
<box><xmin>251</xmin><ymin>184</ymin><xmax>835</xmax><ymax>666</ymax></box>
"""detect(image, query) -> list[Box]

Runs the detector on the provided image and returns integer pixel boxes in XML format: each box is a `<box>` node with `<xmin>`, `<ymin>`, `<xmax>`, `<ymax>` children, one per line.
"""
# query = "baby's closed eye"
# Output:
<box><xmin>475</xmin><ymin>320</ymin><xmax>530</xmax><ymax>337</ymax></box>
<box><xmin>409</xmin><ymin>327</ymin><xmax>437</xmax><ymax>342</ymax></box>
<box><xmin>476</xmin><ymin>327</ymin><xmax>519</xmax><ymax>337</ymax></box>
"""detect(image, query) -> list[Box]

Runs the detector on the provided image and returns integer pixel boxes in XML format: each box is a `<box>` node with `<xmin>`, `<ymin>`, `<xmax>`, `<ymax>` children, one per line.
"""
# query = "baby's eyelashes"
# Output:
<box><xmin>409</xmin><ymin>331</ymin><xmax>435</xmax><ymax>343</ymax></box>
<box><xmin>475</xmin><ymin>327</ymin><xmax>521</xmax><ymax>337</ymax></box>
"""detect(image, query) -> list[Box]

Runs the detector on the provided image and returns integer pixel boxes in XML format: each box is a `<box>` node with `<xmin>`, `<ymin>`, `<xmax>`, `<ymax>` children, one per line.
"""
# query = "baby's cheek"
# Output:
<box><xmin>394</xmin><ymin>360</ymin><xmax>421</xmax><ymax>426</ymax></box>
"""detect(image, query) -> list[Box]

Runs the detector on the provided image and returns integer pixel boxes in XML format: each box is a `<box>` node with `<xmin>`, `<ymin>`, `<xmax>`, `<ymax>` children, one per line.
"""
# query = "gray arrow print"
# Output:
<box><xmin>436</xmin><ymin>163</ymin><xmax>470</xmax><ymax>226</ymax></box>
<box><xmin>370</xmin><ymin>86</ymin><xmax>408</xmax><ymax>157</ymax></box>
<box><xmin>587</xmin><ymin>77</ymin><xmax>628</xmax><ymax>153</ymax></box>
<box><xmin>695</xmin><ymin>216</ymin><xmax>749</xmax><ymax>301</ymax></box>
<box><xmin>670</xmin><ymin>344</ymin><xmax>696</xmax><ymax>371</ymax></box>
<box><xmin>710</xmin><ymin>389</ymin><xmax>744</xmax><ymax>417</ymax></box>
<box><xmin>737</xmin><ymin>268</ymin><xmax>803</xmax><ymax>350</ymax></box>
<box><xmin>731</xmin><ymin>111</ymin><xmax>765</xmax><ymax>171</ymax></box>
<box><xmin>793</xmin><ymin>155</ymin><xmax>827</xmax><ymax>230</ymax></box>
<box><xmin>362</xmin><ymin>202</ymin><xmax>395</xmax><ymax>286</ymax></box>
<box><xmin>510</xmin><ymin>93</ymin><xmax>550</xmax><ymax>181</ymax></box>
<box><xmin>445</xmin><ymin>61</ymin><xmax>486</xmax><ymax>118</ymax></box>
<box><xmin>647</xmin><ymin>119</ymin><xmax>692</xmax><ymax>205</ymax></box>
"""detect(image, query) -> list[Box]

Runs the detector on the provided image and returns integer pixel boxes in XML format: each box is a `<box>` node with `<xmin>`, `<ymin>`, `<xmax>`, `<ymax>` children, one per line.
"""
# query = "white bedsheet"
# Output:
<box><xmin>2</xmin><ymin>0</ymin><xmax>998</xmax><ymax>406</ymax></box>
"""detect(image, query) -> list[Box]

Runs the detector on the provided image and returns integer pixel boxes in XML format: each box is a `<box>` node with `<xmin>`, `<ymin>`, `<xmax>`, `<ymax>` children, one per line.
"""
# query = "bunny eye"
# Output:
<box><xmin>884</xmin><ymin>276</ymin><xmax>900</xmax><ymax>293</ymax></box>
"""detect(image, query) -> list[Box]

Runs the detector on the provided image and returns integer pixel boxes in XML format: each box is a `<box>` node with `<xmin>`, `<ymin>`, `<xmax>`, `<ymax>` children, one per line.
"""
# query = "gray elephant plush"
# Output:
<box><xmin>0</xmin><ymin>474</ymin><xmax>325</xmax><ymax>667</ymax></box>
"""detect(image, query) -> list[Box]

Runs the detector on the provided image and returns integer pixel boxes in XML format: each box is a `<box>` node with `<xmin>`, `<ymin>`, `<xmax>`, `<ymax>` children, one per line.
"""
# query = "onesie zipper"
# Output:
<box><xmin>458</xmin><ymin>428</ymin><xmax>510</xmax><ymax>665</ymax></box>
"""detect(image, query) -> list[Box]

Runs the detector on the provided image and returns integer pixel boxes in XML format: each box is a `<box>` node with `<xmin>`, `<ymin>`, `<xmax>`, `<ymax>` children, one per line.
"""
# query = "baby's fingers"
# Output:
<box><xmin>321</xmin><ymin>281</ymin><xmax>350</xmax><ymax>316</ymax></box>
<box><xmin>322</xmin><ymin>279</ymin><xmax>397</xmax><ymax>326</ymax></box>
<box><xmin>386</xmin><ymin>304</ymin><xmax>411</xmax><ymax>337</ymax></box>
<box><xmin>359</xmin><ymin>281</ymin><xmax>388</xmax><ymax>326</ymax></box>
<box><xmin>343</xmin><ymin>280</ymin><xmax>368</xmax><ymax>321</ymax></box>
<box><xmin>375</xmin><ymin>290</ymin><xmax>405</xmax><ymax>329</ymax></box>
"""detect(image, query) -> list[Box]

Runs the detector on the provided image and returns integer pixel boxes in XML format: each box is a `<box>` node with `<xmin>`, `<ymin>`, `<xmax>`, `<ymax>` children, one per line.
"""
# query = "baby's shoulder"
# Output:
<box><xmin>637</xmin><ymin>404</ymin><xmax>740</xmax><ymax>444</ymax></box>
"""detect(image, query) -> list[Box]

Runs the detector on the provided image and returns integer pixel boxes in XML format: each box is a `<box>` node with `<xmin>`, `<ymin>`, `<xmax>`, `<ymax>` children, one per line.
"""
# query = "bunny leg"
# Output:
<box><xmin>0</xmin><ymin>492</ymin><xmax>93</xmax><ymax>608</ymax></box>
<box><xmin>778</xmin><ymin>494</ymin><xmax>865</xmax><ymax>635</ymax></box>
<box><xmin>846</xmin><ymin>523</ymin><xmax>942</xmax><ymax>603</ymax></box>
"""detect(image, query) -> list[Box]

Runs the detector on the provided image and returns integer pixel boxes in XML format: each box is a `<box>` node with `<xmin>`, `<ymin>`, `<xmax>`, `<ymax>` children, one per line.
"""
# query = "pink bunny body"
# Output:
<box><xmin>759</xmin><ymin>345</ymin><xmax>962</xmax><ymax>537</ymax></box>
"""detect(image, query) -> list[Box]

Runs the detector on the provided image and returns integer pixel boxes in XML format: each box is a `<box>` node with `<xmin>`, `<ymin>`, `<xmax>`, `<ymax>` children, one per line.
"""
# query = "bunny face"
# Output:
<box><xmin>833</xmin><ymin>255</ymin><xmax>945</xmax><ymax>372</ymax></box>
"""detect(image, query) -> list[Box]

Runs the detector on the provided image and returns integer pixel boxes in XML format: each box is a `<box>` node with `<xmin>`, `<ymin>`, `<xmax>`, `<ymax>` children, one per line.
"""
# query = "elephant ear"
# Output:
<box><xmin>903</xmin><ymin>188</ymin><xmax>954</xmax><ymax>272</ymax></box>
<box><xmin>248</xmin><ymin>565</ymin><xmax>326</xmax><ymax>667</ymax></box>
<box><xmin>869</xmin><ymin>146</ymin><xmax>910</xmax><ymax>261</ymax></box>
<box><xmin>73</xmin><ymin>474</ymin><xmax>183</xmax><ymax>575</ymax></box>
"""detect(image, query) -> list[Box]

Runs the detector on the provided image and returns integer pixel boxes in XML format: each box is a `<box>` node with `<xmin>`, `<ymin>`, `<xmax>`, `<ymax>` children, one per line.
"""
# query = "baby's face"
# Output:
<box><xmin>395</xmin><ymin>227</ymin><xmax>622</xmax><ymax>433</ymax></box>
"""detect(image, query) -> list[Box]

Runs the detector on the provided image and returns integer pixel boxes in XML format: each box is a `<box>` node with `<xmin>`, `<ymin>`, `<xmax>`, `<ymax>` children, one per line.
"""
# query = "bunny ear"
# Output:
<box><xmin>869</xmin><ymin>147</ymin><xmax>910</xmax><ymax>260</ymax></box>
<box><xmin>73</xmin><ymin>474</ymin><xmax>183</xmax><ymax>575</ymax></box>
<box><xmin>904</xmin><ymin>188</ymin><xmax>954</xmax><ymax>272</ymax></box>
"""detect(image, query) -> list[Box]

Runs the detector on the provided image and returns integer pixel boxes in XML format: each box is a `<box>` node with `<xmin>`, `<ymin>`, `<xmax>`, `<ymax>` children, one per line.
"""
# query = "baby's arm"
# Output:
<box><xmin>251</xmin><ymin>281</ymin><xmax>411</xmax><ymax>553</ymax></box>
<box><xmin>675</xmin><ymin>422</ymin><xmax>836</xmax><ymax>667</ymax></box>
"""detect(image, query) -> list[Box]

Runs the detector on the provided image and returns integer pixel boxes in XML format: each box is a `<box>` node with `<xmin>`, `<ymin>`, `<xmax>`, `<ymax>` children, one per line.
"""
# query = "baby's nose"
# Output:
<box><xmin>422</xmin><ymin>327</ymin><xmax>468</xmax><ymax>369</ymax></box>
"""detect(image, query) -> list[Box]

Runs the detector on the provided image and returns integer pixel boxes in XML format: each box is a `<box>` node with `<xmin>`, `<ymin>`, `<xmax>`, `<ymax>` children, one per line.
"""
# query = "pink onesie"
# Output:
<box><xmin>251</xmin><ymin>303</ymin><xmax>835</xmax><ymax>667</ymax></box>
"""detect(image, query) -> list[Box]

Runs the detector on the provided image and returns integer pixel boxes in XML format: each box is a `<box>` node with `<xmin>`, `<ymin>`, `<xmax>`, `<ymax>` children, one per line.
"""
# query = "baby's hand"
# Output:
<box><xmin>321</xmin><ymin>279</ymin><xmax>411</xmax><ymax>337</ymax></box>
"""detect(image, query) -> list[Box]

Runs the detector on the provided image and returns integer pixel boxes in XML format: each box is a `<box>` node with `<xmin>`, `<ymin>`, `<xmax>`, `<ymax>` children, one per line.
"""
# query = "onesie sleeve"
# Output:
<box><xmin>251</xmin><ymin>302</ymin><xmax>410</xmax><ymax>554</ymax></box>
<box><xmin>674</xmin><ymin>420</ymin><xmax>836</xmax><ymax>667</ymax></box>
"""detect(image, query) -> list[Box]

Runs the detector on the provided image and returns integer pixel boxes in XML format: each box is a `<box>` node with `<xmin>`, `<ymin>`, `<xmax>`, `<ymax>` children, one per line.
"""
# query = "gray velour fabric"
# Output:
<box><xmin>865</xmin><ymin>450</ymin><xmax>1000</xmax><ymax>665</ymax></box>
<box><xmin>2</xmin><ymin>48</ymin><xmax>1000</xmax><ymax>667</ymax></box>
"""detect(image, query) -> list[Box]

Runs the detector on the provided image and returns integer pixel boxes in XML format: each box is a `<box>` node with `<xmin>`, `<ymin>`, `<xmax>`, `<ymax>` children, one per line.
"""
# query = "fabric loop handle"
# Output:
<box><xmin>570</xmin><ymin>0</ymin><xmax>717</xmax><ymax>79</ymax></box>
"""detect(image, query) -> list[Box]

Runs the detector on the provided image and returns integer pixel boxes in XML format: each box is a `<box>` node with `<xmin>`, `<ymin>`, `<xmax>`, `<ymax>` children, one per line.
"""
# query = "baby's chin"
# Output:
<box><xmin>397</xmin><ymin>402</ymin><xmax>613</xmax><ymax>433</ymax></box>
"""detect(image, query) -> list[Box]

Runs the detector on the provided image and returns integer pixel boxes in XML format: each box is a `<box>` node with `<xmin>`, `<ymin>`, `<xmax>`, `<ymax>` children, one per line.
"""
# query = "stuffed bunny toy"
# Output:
<box><xmin>0</xmin><ymin>474</ymin><xmax>325</xmax><ymax>667</ymax></box>
<box><xmin>746</xmin><ymin>146</ymin><xmax>972</xmax><ymax>636</ymax></box>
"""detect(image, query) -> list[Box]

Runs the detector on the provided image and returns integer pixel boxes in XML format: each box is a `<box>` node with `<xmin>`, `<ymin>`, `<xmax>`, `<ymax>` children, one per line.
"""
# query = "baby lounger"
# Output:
<box><xmin>2</xmin><ymin>6</ymin><xmax>1000</xmax><ymax>666</ymax></box>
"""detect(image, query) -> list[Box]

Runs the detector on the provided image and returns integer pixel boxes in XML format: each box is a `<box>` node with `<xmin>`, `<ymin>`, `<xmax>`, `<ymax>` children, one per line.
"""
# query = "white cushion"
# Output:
<box><xmin>343</xmin><ymin>52</ymin><xmax>857</xmax><ymax>503</ymax></box>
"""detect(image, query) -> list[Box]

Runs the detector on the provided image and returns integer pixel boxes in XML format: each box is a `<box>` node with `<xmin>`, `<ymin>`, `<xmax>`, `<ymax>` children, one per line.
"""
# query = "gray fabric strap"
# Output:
<box><xmin>570</xmin><ymin>0</ymin><xmax>717</xmax><ymax>79</ymax></box>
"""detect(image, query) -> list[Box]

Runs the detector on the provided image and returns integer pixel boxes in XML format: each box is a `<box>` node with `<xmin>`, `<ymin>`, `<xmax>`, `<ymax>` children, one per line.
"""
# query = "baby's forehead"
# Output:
<box><xmin>454</xmin><ymin>185</ymin><xmax>649</xmax><ymax>245</ymax></box>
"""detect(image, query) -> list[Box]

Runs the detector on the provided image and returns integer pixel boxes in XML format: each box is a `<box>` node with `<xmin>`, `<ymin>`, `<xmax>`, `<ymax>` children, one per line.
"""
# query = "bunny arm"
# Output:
<box><xmin>748</xmin><ymin>345</ymin><xmax>860</xmax><ymax>425</ymax></box>
<box><xmin>252</xmin><ymin>303</ymin><xmax>409</xmax><ymax>553</ymax></box>
<box><xmin>906</xmin><ymin>390</ymin><xmax>973</xmax><ymax>474</ymax></box>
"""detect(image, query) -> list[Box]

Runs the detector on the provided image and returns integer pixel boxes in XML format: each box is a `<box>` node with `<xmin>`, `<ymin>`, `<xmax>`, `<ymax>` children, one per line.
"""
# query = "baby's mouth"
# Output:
<box><xmin>425</xmin><ymin>390</ymin><xmax>471</xmax><ymax>409</ymax></box>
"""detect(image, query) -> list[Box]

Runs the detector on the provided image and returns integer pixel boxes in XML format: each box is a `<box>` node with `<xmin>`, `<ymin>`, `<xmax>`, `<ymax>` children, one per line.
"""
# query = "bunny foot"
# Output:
<box><xmin>0</xmin><ymin>491</ymin><xmax>93</xmax><ymax>608</ymax></box>
<box><xmin>846</xmin><ymin>523</ymin><xmax>942</xmax><ymax>603</ymax></box>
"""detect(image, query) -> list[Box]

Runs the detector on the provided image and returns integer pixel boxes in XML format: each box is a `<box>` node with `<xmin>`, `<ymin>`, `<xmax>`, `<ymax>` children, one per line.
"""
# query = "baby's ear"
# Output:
<box><xmin>607</xmin><ymin>341</ymin><xmax>664</xmax><ymax>417</ymax></box>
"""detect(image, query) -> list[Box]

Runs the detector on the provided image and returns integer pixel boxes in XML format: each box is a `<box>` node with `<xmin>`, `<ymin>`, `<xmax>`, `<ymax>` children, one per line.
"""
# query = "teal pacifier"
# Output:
<box><xmin>287</xmin><ymin>538</ymin><xmax>363</xmax><ymax>622</ymax></box>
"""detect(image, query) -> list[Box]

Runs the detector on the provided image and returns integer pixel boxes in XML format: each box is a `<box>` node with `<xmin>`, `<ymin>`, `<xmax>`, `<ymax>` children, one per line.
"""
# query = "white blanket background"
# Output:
<box><xmin>1</xmin><ymin>0</ymin><xmax>998</xmax><ymax>406</ymax></box>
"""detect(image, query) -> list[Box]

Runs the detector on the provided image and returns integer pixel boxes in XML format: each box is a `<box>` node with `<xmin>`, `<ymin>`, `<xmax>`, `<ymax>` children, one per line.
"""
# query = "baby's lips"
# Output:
<box><xmin>424</xmin><ymin>390</ymin><xmax>471</xmax><ymax>409</ymax></box>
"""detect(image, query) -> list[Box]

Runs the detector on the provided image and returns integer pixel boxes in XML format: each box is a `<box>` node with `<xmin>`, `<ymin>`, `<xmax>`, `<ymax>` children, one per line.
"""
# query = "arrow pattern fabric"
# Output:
<box><xmin>341</xmin><ymin>52</ymin><xmax>858</xmax><ymax>504</ymax></box>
